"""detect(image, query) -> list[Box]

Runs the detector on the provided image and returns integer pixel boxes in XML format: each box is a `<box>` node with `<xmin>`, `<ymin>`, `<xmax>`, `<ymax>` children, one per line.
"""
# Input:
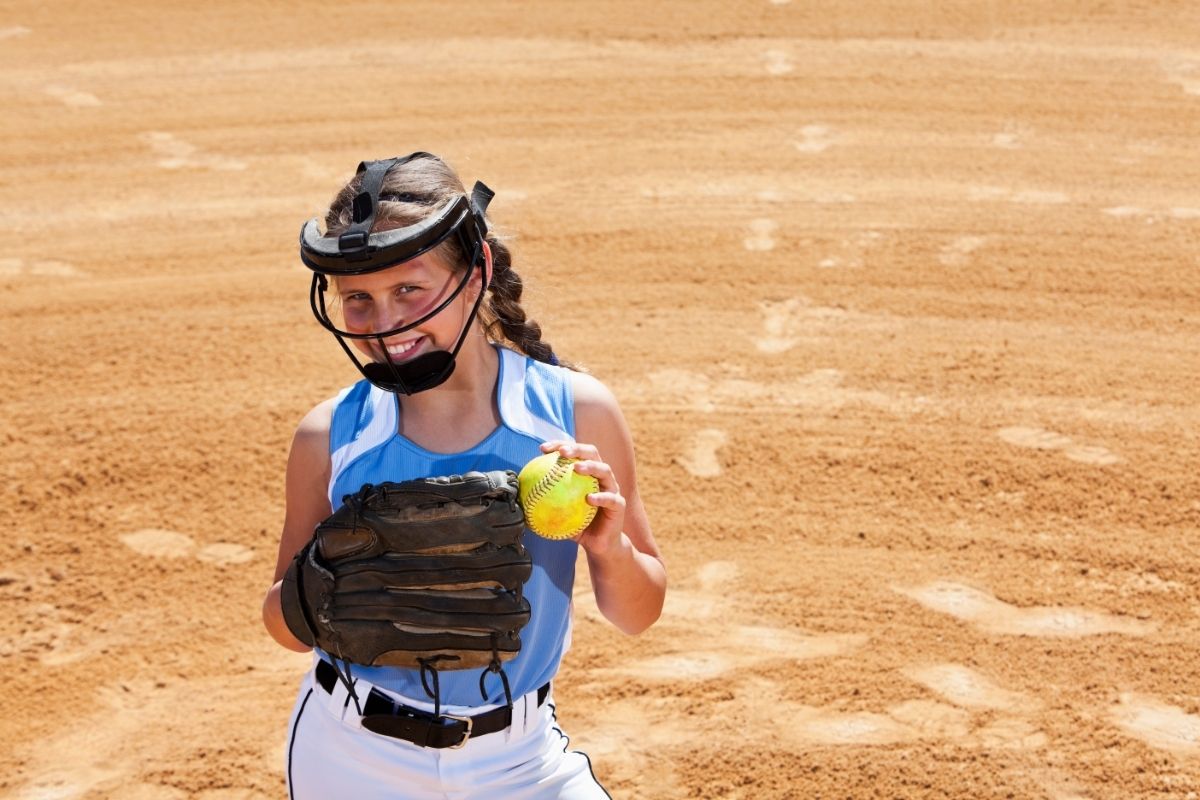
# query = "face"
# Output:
<box><xmin>332</xmin><ymin>252</ymin><xmax>477</xmax><ymax>365</ymax></box>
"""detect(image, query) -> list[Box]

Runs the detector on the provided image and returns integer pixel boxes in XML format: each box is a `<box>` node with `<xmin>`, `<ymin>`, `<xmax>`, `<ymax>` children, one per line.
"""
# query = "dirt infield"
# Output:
<box><xmin>2</xmin><ymin>2</ymin><xmax>1199</xmax><ymax>798</ymax></box>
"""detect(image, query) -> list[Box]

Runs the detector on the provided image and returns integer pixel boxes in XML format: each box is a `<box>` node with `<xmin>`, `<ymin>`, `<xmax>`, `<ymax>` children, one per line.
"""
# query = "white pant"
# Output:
<box><xmin>284</xmin><ymin>665</ymin><xmax>611</xmax><ymax>800</ymax></box>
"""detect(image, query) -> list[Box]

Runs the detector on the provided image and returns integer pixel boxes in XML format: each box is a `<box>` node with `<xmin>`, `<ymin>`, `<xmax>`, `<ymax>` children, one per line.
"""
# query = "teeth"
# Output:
<box><xmin>385</xmin><ymin>338</ymin><xmax>420</xmax><ymax>356</ymax></box>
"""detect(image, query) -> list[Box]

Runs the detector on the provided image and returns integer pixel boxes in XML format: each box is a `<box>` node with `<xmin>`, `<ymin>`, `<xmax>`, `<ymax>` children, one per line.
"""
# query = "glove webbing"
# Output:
<box><xmin>344</xmin><ymin>484</ymin><xmax>372</xmax><ymax>524</ymax></box>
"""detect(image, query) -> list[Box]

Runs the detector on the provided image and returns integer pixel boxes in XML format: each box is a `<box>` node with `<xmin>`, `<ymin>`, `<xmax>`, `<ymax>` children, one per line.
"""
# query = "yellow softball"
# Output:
<box><xmin>517</xmin><ymin>452</ymin><xmax>599</xmax><ymax>540</ymax></box>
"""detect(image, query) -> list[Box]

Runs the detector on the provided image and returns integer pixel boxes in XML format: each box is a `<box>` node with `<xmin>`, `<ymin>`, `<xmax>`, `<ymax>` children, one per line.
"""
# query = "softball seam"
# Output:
<box><xmin>526</xmin><ymin>456</ymin><xmax>596</xmax><ymax>539</ymax></box>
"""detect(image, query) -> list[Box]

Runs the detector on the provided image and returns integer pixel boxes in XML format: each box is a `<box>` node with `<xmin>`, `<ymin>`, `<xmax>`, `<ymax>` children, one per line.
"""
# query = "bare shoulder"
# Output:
<box><xmin>291</xmin><ymin>396</ymin><xmax>337</xmax><ymax>461</ymax></box>
<box><xmin>566</xmin><ymin>370</ymin><xmax>632</xmax><ymax>463</ymax></box>
<box><xmin>289</xmin><ymin>395</ymin><xmax>341</xmax><ymax>490</ymax></box>
<box><xmin>567</xmin><ymin>370</ymin><xmax>622</xmax><ymax>426</ymax></box>
<box><xmin>272</xmin><ymin>396</ymin><xmax>339</xmax><ymax>580</ymax></box>
<box><xmin>287</xmin><ymin>397</ymin><xmax>337</xmax><ymax>497</ymax></box>
<box><xmin>297</xmin><ymin>396</ymin><xmax>337</xmax><ymax>437</ymax></box>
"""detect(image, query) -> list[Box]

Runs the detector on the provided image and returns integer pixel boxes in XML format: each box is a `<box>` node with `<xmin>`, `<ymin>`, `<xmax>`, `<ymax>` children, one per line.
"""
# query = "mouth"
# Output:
<box><xmin>379</xmin><ymin>335</ymin><xmax>425</xmax><ymax>363</ymax></box>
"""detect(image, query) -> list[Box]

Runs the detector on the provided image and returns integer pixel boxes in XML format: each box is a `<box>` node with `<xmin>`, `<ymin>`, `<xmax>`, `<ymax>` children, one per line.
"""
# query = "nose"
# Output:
<box><xmin>342</xmin><ymin>301</ymin><xmax>402</xmax><ymax>336</ymax></box>
<box><xmin>376</xmin><ymin>308</ymin><xmax>404</xmax><ymax>334</ymax></box>
<box><xmin>365</xmin><ymin>298</ymin><xmax>407</xmax><ymax>335</ymax></box>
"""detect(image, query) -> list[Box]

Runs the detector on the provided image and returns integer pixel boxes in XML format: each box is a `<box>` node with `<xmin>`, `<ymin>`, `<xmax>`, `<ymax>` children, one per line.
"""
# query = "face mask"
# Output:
<box><xmin>299</xmin><ymin>153</ymin><xmax>494</xmax><ymax>395</ymax></box>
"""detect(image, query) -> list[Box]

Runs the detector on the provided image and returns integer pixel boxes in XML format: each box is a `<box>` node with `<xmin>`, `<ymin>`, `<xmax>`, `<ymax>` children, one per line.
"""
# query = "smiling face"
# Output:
<box><xmin>309</xmin><ymin>153</ymin><xmax>503</xmax><ymax>394</ymax></box>
<box><xmin>332</xmin><ymin>251</ymin><xmax>477</xmax><ymax>365</ymax></box>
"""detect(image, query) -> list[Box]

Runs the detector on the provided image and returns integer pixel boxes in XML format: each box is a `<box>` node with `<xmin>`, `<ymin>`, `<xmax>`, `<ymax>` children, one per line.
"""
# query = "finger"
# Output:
<box><xmin>585</xmin><ymin>491</ymin><xmax>626</xmax><ymax>512</ymax></box>
<box><xmin>539</xmin><ymin>441</ymin><xmax>590</xmax><ymax>459</ymax></box>
<box><xmin>541</xmin><ymin>441</ymin><xmax>595</xmax><ymax>462</ymax></box>
<box><xmin>558</xmin><ymin>442</ymin><xmax>601</xmax><ymax>461</ymax></box>
<box><xmin>572</xmin><ymin>460</ymin><xmax>618</xmax><ymax>493</ymax></box>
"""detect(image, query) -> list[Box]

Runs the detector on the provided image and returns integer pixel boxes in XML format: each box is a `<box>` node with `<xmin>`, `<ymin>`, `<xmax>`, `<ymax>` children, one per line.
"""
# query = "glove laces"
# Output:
<box><xmin>478</xmin><ymin>632</ymin><xmax>514</xmax><ymax>708</ymax></box>
<box><xmin>416</xmin><ymin>638</ymin><xmax>515</xmax><ymax>719</ymax></box>
<box><xmin>418</xmin><ymin>655</ymin><xmax>457</xmax><ymax>718</ymax></box>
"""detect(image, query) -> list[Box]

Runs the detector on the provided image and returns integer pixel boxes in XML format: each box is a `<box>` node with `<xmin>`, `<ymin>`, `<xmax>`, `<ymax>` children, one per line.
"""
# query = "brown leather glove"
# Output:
<box><xmin>280</xmin><ymin>471</ymin><xmax>532</xmax><ymax>672</ymax></box>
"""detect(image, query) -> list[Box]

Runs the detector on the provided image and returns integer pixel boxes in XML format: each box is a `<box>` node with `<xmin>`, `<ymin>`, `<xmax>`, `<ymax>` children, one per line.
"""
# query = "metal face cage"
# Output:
<box><xmin>298</xmin><ymin>153</ymin><xmax>495</xmax><ymax>395</ymax></box>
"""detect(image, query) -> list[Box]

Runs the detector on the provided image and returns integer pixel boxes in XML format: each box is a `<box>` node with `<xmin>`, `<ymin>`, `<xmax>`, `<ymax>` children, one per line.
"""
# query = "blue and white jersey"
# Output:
<box><xmin>321</xmin><ymin>345</ymin><xmax>579</xmax><ymax>708</ymax></box>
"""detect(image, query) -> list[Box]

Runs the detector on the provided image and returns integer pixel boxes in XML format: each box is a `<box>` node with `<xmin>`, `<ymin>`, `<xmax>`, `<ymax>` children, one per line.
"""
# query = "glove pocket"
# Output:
<box><xmin>335</xmin><ymin>587</ymin><xmax>531</xmax><ymax>631</ymax></box>
<box><xmin>368</xmin><ymin>627</ymin><xmax>526</xmax><ymax>670</ymax></box>
<box><xmin>333</xmin><ymin>588</ymin><xmax>531</xmax><ymax>670</ymax></box>
<box><xmin>362</xmin><ymin>508</ymin><xmax>527</xmax><ymax>554</ymax></box>
<box><xmin>336</xmin><ymin>546</ymin><xmax>533</xmax><ymax>593</ymax></box>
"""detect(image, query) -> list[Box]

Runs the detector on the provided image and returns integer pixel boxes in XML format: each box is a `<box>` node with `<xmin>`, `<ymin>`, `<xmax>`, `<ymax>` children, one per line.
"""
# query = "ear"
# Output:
<box><xmin>479</xmin><ymin>240</ymin><xmax>494</xmax><ymax>291</ymax></box>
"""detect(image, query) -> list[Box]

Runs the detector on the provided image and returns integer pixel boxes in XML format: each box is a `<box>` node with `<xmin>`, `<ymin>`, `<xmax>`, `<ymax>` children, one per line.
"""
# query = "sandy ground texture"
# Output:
<box><xmin>2</xmin><ymin>1</ymin><xmax>1200</xmax><ymax>798</ymax></box>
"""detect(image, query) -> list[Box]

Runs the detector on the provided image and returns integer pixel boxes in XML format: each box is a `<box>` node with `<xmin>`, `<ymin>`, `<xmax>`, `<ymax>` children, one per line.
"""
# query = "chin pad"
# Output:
<box><xmin>362</xmin><ymin>350</ymin><xmax>456</xmax><ymax>395</ymax></box>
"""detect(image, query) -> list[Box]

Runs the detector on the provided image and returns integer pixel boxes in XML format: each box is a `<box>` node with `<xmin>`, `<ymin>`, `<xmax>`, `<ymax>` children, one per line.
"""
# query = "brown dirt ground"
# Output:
<box><xmin>2</xmin><ymin>1</ymin><xmax>1199</xmax><ymax>798</ymax></box>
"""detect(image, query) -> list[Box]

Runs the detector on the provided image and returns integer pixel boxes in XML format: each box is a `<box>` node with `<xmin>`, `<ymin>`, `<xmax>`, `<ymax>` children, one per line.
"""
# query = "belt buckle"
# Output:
<box><xmin>442</xmin><ymin>713</ymin><xmax>473</xmax><ymax>749</ymax></box>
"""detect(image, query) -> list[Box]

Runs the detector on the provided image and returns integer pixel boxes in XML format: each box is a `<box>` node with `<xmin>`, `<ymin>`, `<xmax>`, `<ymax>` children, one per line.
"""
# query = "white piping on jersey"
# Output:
<box><xmin>327</xmin><ymin>384</ymin><xmax>397</xmax><ymax>509</ymax></box>
<box><xmin>496</xmin><ymin>347</ymin><xmax>572</xmax><ymax>443</ymax></box>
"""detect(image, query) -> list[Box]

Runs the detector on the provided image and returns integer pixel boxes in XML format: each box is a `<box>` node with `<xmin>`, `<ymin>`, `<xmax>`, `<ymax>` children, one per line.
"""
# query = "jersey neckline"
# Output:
<box><xmin>385</xmin><ymin>343</ymin><xmax>510</xmax><ymax>457</ymax></box>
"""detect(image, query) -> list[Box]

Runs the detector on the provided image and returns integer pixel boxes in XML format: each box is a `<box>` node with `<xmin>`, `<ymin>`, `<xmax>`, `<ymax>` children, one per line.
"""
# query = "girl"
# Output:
<box><xmin>262</xmin><ymin>152</ymin><xmax>666</xmax><ymax>799</ymax></box>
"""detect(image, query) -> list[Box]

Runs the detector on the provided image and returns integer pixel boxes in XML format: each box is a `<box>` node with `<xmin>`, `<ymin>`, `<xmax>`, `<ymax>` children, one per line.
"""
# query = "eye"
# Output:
<box><xmin>344</xmin><ymin>292</ymin><xmax>372</xmax><ymax>303</ymax></box>
<box><xmin>395</xmin><ymin>285</ymin><xmax>420</xmax><ymax>296</ymax></box>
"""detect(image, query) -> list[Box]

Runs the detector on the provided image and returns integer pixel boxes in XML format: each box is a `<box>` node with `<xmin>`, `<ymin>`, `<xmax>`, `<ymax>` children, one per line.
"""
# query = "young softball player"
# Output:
<box><xmin>261</xmin><ymin>152</ymin><xmax>666</xmax><ymax>799</ymax></box>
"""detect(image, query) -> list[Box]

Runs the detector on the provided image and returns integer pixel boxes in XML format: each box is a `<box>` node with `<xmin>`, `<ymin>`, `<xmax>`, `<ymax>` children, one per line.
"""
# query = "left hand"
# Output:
<box><xmin>538</xmin><ymin>440</ymin><xmax>626</xmax><ymax>558</ymax></box>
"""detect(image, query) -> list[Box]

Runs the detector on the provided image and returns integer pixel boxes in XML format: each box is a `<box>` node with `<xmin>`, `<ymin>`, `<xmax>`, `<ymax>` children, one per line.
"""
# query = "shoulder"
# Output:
<box><xmin>291</xmin><ymin>396</ymin><xmax>338</xmax><ymax>460</ymax></box>
<box><xmin>567</xmin><ymin>369</ymin><xmax>618</xmax><ymax>411</ymax></box>
<box><xmin>566</xmin><ymin>370</ymin><xmax>626</xmax><ymax>442</ymax></box>
<box><xmin>297</xmin><ymin>395</ymin><xmax>337</xmax><ymax>436</ymax></box>
<box><xmin>275</xmin><ymin>397</ymin><xmax>340</xmax><ymax>578</ymax></box>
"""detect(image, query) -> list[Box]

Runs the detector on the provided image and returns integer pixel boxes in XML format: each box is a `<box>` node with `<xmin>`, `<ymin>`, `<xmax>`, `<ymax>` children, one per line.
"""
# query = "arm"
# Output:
<box><xmin>542</xmin><ymin>371</ymin><xmax>666</xmax><ymax>636</ymax></box>
<box><xmin>261</xmin><ymin>399</ymin><xmax>337</xmax><ymax>652</ymax></box>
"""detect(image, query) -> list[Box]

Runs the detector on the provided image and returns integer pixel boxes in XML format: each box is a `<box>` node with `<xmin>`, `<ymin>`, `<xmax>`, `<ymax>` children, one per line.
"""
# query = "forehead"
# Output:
<box><xmin>333</xmin><ymin>252</ymin><xmax>453</xmax><ymax>290</ymax></box>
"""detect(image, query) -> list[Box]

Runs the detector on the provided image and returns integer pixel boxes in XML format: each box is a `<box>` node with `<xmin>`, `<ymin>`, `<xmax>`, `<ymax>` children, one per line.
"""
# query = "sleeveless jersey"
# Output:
<box><xmin>321</xmin><ymin>345</ymin><xmax>579</xmax><ymax>708</ymax></box>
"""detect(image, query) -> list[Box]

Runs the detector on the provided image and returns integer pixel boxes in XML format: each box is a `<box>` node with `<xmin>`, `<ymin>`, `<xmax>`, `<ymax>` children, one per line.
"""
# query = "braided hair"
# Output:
<box><xmin>480</xmin><ymin>235</ymin><xmax>574</xmax><ymax>369</ymax></box>
<box><xmin>322</xmin><ymin>154</ymin><xmax>573</xmax><ymax>370</ymax></box>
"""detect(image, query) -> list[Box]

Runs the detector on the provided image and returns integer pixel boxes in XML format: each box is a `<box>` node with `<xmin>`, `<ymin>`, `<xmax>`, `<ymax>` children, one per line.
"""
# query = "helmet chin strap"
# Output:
<box><xmin>301</xmin><ymin>154</ymin><xmax>497</xmax><ymax>394</ymax></box>
<box><xmin>339</xmin><ymin>256</ymin><xmax>488</xmax><ymax>395</ymax></box>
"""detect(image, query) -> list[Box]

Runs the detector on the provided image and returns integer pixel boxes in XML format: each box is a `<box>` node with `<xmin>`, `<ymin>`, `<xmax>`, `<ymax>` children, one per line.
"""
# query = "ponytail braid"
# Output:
<box><xmin>484</xmin><ymin>235</ymin><xmax>576</xmax><ymax>370</ymax></box>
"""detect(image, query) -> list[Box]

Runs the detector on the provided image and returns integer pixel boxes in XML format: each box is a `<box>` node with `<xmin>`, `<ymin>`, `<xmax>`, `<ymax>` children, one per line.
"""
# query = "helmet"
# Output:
<box><xmin>299</xmin><ymin>153</ymin><xmax>495</xmax><ymax>394</ymax></box>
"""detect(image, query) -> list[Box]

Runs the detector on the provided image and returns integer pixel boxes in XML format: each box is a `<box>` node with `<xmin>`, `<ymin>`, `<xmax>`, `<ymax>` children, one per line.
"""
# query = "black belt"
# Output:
<box><xmin>315</xmin><ymin>659</ymin><xmax>550</xmax><ymax>749</ymax></box>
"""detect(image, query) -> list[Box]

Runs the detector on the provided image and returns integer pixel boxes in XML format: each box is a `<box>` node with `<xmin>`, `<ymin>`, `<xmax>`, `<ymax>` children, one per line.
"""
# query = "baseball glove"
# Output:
<box><xmin>280</xmin><ymin>470</ymin><xmax>533</xmax><ymax>676</ymax></box>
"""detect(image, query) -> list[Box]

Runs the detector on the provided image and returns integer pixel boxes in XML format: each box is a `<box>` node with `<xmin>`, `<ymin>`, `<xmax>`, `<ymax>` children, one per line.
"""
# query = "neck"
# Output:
<box><xmin>397</xmin><ymin>332</ymin><xmax>499</xmax><ymax>418</ymax></box>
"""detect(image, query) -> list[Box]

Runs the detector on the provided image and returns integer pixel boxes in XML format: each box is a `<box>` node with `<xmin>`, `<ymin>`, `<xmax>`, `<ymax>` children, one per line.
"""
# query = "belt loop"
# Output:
<box><xmin>340</xmin><ymin>679</ymin><xmax>359</xmax><ymax>724</ymax></box>
<box><xmin>510</xmin><ymin>692</ymin><xmax>525</xmax><ymax>743</ymax></box>
<box><xmin>316</xmin><ymin>662</ymin><xmax>358</xmax><ymax>724</ymax></box>
<box><xmin>329</xmin><ymin>672</ymin><xmax>350</xmax><ymax>722</ymax></box>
